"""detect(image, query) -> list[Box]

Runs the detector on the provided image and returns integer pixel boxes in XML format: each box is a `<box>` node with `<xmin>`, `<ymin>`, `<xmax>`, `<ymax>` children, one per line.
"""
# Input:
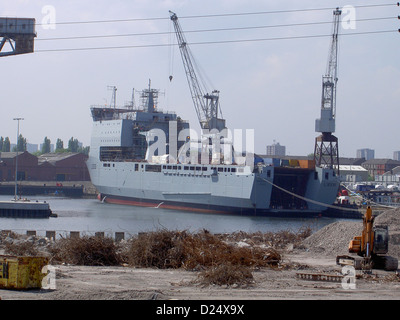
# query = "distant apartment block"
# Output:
<box><xmin>357</xmin><ymin>148</ymin><xmax>374</xmax><ymax>160</ymax></box>
<box><xmin>266</xmin><ymin>142</ymin><xmax>286</xmax><ymax>156</ymax></box>
<box><xmin>394</xmin><ymin>151</ymin><xmax>400</xmax><ymax>161</ymax></box>
<box><xmin>26</xmin><ymin>143</ymin><xmax>38</xmax><ymax>153</ymax></box>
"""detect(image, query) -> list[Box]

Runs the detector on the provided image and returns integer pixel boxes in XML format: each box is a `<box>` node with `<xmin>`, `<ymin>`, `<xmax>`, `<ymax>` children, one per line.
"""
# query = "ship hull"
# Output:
<box><xmin>88</xmin><ymin>156</ymin><xmax>341</xmax><ymax>218</ymax></box>
<box><xmin>98</xmin><ymin>192</ymin><xmax>328</xmax><ymax>217</ymax></box>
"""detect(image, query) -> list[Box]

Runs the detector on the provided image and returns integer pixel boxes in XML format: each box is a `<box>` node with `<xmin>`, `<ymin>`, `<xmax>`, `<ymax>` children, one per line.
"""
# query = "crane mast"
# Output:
<box><xmin>314</xmin><ymin>8</ymin><xmax>341</xmax><ymax>171</ymax></box>
<box><xmin>169</xmin><ymin>11</ymin><xmax>226</xmax><ymax>131</ymax></box>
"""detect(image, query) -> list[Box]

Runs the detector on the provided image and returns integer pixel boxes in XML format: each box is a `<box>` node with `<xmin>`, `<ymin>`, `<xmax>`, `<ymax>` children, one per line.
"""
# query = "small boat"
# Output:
<box><xmin>0</xmin><ymin>118</ymin><xmax>55</xmax><ymax>218</ymax></box>
<box><xmin>0</xmin><ymin>198</ymin><xmax>53</xmax><ymax>218</ymax></box>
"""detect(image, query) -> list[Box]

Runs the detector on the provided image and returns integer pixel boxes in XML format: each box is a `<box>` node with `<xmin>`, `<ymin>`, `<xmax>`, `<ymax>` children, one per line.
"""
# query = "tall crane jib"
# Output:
<box><xmin>169</xmin><ymin>11</ymin><xmax>226</xmax><ymax>132</ymax></box>
<box><xmin>317</xmin><ymin>8</ymin><xmax>341</xmax><ymax>134</ymax></box>
<box><xmin>314</xmin><ymin>8</ymin><xmax>342</xmax><ymax>171</ymax></box>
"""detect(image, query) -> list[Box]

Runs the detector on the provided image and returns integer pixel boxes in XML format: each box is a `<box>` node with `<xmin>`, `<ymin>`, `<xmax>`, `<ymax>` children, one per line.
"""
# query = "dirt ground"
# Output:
<box><xmin>3</xmin><ymin>207</ymin><xmax>400</xmax><ymax>301</ymax></box>
<box><xmin>1</xmin><ymin>248</ymin><xmax>399</xmax><ymax>300</ymax></box>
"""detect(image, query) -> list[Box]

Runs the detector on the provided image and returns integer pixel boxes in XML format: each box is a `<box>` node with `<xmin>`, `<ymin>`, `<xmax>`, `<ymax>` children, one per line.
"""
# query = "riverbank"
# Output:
<box><xmin>0</xmin><ymin>181</ymin><xmax>97</xmax><ymax>198</ymax></box>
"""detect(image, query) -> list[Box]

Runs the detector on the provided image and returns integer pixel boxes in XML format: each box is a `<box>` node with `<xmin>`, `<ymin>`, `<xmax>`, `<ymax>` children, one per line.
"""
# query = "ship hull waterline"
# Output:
<box><xmin>96</xmin><ymin>192</ymin><xmax>356</xmax><ymax>218</ymax></box>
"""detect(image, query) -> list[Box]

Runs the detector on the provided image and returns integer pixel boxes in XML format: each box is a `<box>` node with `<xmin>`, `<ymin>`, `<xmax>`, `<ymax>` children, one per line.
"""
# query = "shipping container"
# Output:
<box><xmin>280</xmin><ymin>159</ymin><xmax>289</xmax><ymax>167</ymax></box>
<box><xmin>289</xmin><ymin>159</ymin><xmax>300</xmax><ymax>167</ymax></box>
<box><xmin>0</xmin><ymin>255</ymin><xmax>49</xmax><ymax>290</ymax></box>
<box><xmin>299</xmin><ymin>159</ymin><xmax>316</xmax><ymax>169</ymax></box>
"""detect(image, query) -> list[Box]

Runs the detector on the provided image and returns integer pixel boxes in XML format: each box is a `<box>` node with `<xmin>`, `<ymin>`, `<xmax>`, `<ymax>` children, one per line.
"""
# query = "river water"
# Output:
<box><xmin>0</xmin><ymin>195</ymin><xmax>342</xmax><ymax>237</ymax></box>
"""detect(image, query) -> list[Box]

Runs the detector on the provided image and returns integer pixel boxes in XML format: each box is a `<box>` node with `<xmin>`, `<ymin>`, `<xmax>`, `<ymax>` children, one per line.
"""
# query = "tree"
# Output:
<box><xmin>12</xmin><ymin>134</ymin><xmax>26</xmax><ymax>152</ymax></box>
<box><xmin>55</xmin><ymin>138</ymin><xmax>64</xmax><ymax>151</ymax></box>
<box><xmin>68</xmin><ymin>137</ymin><xmax>79</xmax><ymax>152</ymax></box>
<box><xmin>42</xmin><ymin>136</ymin><xmax>51</xmax><ymax>153</ymax></box>
<box><xmin>2</xmin><ymin>137</ymin><xmax>10</xmax><ymax>152</ymax></box>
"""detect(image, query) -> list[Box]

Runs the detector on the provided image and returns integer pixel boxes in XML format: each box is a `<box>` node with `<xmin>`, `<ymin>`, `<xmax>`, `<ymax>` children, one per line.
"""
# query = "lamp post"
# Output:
<box><xmin>13</xmin><ymin>117</ymin><xmax>24</xmax><ymax>200</ymax></box>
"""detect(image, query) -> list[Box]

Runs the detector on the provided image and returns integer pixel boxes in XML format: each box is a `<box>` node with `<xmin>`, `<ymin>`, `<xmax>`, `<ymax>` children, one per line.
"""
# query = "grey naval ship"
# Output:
<box><xmin>86</xmin><ymin>83</ymin><xmax>342</xmax><ymax>217</ymax></box>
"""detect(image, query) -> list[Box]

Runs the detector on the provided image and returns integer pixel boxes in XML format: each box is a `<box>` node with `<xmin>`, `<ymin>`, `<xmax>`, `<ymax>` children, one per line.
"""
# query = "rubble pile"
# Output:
<box><xmin>302</xmin><ymin>207</ymin><xmax>400</xmax><ymax>258</ymax></box>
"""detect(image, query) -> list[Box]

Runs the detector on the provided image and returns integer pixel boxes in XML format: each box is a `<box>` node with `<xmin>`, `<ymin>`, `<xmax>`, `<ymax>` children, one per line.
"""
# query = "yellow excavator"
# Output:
<box><xmin>336</xmin><ymin>205</ymin><xmax>398</xmax><ymax>271</ymax></box>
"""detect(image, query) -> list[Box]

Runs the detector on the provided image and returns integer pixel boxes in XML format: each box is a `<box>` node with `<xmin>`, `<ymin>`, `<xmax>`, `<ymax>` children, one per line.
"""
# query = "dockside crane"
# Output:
<box><xmin>314</xmin><ymin>8</ymin><xmax>341</xmax><ymax>171</ymax></box>
<box><xmin>169</xmin><ymin>11</ymin><xmax>226</xmax><ymax>132</ymax></box>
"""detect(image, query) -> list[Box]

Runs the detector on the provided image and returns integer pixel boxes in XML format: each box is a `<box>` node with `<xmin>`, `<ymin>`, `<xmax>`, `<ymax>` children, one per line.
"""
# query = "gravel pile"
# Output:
<box><xmin>302</xmin><ymin>207</ymin><xmax>400</xmax><ymax>258</ymax></box>
<box><xmin>301</xmin><ymin>221</ymin><xmax>361</xmax><ymax>257</ymax></box>
<box><xmin>376</xmin><ymin>207</ymin><xmax>400</xmax><ymax>258</ymax></box>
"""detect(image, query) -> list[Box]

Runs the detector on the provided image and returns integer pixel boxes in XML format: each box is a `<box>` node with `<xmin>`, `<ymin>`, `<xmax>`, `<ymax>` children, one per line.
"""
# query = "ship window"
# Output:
<box><xmin>218</xmin><ymin>167</ymin><xmax>223</xmax><ymax>172</ymax></box>
<box><xmin>135</xmin><ymin>164</ymin><xmax>139</xmax><ymax>171</ymax></box>
<box><xmin>325</xmin><ymin>172</ymin><xmax>329</xmax><ymax>180</ymax></box>
<box><xmin>231</xmin><ymin>168</ymin><xmax>236</xmax><ymax>173</ymax></box>
<box><xmin>167</xmin><ymin>165</ymin><xmax>172</xmax><ymax>169</ymax></box>
<box><xmin>146</xmin><ymin>164</ymin><xmax>161</xmax><ymax>172</ymax></box>
<box><xmin>314</xmin><ymin>172</ymin><xmax>318</xmax><ymax>180</ymax></box>
<box><xmin>184</xmin><ymin>166</ymin><xmax>189</xmax><ymax>170</ymax></box>
<box><xmin>172</xmin><ymin>165</ymin><xmax>177</xmax><ymax>170</ymax></box>
<box><xmin>196</xmin><ymin>166</ymin><xmax>201</xmax><ymax>171</ymax></box>
<box><xmin>202</xmin><ymin>167</ymin><xmax>207</xmax><ymax>171</ymax></box>
<box><xmin>190</xmin><ymin>166</ymin><xmax>195</xmax><ymax>171</ymax></box>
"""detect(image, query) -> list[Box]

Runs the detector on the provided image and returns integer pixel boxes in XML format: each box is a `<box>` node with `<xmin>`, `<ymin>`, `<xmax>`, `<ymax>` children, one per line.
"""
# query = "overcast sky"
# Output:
<box><xmin>1</xmin><ymin>1</ymin><xmax>399</xmax><ymax>158</ymax></box>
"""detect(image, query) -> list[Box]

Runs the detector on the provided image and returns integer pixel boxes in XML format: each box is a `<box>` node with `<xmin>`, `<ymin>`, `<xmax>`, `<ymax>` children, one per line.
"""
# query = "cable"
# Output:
<box><xmin>36</xmin><ymin>16</ymin><xmax>396</xmax><ymax>42</ymax></box>
<box><xmin>258</xmin><ymin>176</ymin><xmax>360</xmax><ymax>212</ymax></box>
<box><xmin>34</xmin><ymin>3</ymin><xmax>396</xmax><ymax>26</ymax></box>
<box><xmin>340</xmin><ymin>183</ymin><xmax>398</xmax><ymax>209</ymax></box>
<box><xmin>35</xmin><ymin>29</ymin><xmax>397</xmax><ymax>53</ymax></box>
<box><xmin>261</xmin><ymin>176</ymin><xmax>398</xmax><ymax>213</ymax></box>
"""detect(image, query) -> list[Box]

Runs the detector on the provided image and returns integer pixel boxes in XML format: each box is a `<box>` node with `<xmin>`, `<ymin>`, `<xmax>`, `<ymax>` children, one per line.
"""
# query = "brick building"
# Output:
<box><xmin>361</xmin><ymin>159</ymin><xmax>400</xmax><ymax>179</ymax></box>
<box><xmin>0</xmin><ymin>152</ymin><xmax>89</xmax><ymax>182</ymax></box>
<box><xmin>38</xmin><ymin>153</ymin><xmax>89</xmax><ymax>181</ymax></box>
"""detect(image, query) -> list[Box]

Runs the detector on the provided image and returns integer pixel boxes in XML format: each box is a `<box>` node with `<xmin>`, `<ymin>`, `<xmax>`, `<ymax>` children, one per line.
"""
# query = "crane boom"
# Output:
<box><xmin>314</xmin><ymin>8</ymin><xmax>341</xmax><ymax>171</ymax></box>
<box><xmin>170</xmin><ymin>11</ymin><xmax>226</xmax><ymax>131</ymax></box>
<box><xmin>316</xmin><ymin>8</ymin><xmax>341</xmax><ymax>134</ymax></box>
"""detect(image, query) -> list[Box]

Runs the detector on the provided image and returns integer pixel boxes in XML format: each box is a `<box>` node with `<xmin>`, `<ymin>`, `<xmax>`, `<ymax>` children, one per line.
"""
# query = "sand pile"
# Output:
<box><xmin>302</xmin><ymin>207</ymin><xmax>400</xmax><ymax>258</ymax></box>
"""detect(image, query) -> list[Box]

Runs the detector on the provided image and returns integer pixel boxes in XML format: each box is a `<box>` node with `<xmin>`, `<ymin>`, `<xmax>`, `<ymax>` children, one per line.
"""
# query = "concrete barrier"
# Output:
<box><xmin>1</xmin><ymin>229</ymin><xmax>129</xmax><ymax>241</ymax></box>
<box><xmin>115</xmin><ymin>232</ymin><xmax>125</xmax><ymax>242</ymax></box>
<box><xmin>26</xmin><ymin>230</ymin><xmax>36</xmax><ymax>237</ymax></box>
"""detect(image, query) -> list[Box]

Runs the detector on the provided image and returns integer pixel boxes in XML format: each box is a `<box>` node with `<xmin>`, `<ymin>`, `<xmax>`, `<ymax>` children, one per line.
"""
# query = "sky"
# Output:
<box><xmin>1</xmin><ymin>0</ymin><xmax>399</xmax><ymax>158</ymax></box>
